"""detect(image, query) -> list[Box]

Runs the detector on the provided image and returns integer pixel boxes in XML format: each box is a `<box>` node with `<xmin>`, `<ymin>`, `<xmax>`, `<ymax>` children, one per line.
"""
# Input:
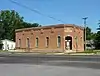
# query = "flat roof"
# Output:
<box><xmin>15</xmin><ymin>24</ymin><xmax>84</xmax><ymax>32</ymax></box>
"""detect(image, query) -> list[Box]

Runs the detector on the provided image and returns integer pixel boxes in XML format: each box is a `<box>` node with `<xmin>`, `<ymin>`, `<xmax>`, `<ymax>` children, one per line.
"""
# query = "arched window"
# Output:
<box><xmin>26</xmin><ymin>38</ymin><xmax>30</xmax><ymax>48</ymax></box>
<box><xmin>18</xmin><ymin>39</ymin><xmax>21</xmax><ymax>48</ymax></box>
<box><xmin>35</xmin><ymin>37</ymin><xmax>39</xmax><ymax>47</ymax></box>
<box><xmin>46</xmin><ymin>37</ymin><xmax>49</xmax><ymax>47</ymax></box>
<box><xmin>57</xmin><ymin>36</ymin><xmax>61</xmax><ymax>48</ymax></box>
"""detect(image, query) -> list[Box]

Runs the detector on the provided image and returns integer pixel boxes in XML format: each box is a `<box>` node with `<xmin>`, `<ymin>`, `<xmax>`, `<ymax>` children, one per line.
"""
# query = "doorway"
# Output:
<box><xmin>65</xmin><ymin>36</ymin><xmax>72</xmax><ymax>50</ymax></box>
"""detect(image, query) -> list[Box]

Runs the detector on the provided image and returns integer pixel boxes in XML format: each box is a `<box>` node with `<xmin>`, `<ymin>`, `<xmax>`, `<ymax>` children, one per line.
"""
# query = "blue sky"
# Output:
<box><xmin>0</xmin><ymin>0</ymin><xmax>100</xmax><ymax>32</ymax></box>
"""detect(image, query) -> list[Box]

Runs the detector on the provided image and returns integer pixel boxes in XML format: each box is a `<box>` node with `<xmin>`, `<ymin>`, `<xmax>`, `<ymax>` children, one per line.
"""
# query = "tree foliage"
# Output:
<box><xmin>0</xmin><ymin>10</ymin><xmax>40</xmax><ymax>41</ymax></box>
<box><xmin>86</xmin><ymin>27</ymin><xmax>95</xmax><ymax>40</ymax></box>
<box><xmin>86</xmin><ymin>27</ymin><xmax>92</xmax><ymax>40</ymax></box>
<box><xmin>94</xmin><ymin>23</ymin><xmax>100</xmax><ymax>49</ymax></box>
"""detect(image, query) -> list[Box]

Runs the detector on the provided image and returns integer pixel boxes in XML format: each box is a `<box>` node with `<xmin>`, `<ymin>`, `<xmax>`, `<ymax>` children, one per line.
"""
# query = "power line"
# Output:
<box><xmin>8</xmin><ymin>0</ymin><xmax>65</xmax><ymax>23</ymax></box>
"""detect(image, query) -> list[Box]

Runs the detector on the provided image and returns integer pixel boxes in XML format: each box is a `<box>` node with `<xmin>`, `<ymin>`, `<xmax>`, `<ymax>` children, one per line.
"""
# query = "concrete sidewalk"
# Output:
<box><xmin>0</xmin><ymin>51</ymin><xmax>99</xmax><ymax>56</ymax></box>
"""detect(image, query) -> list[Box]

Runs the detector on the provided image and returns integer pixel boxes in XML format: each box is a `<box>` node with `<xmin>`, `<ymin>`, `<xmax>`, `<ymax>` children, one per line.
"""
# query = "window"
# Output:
<box><xmin>46</xmin><ymin>37</ymin><xmax>49</xmax><ymax>47</ymax></box>
<box><xmin>27</xmin><ymin>38</ymin><xmax>30</xmax><ymax>48</ymax></box>
<box><xmin>18</xmin><ymin>39</ymin><xmax>21</xmax><ymax>48</ymax></box>
<box><xmin>36</xmin><ymin>37</ymin><xmax>38</xmax><ymax>47</ymax></box>
<box><xmin>57</xmin><ymin>36</ymin><xmax>61</xmax><ymax>47</ymax></box>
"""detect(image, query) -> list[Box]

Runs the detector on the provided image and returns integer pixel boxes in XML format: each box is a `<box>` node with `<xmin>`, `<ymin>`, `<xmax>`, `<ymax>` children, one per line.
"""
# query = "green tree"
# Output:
<box><xmin>0</xmin><ymin>20</ymin><xmax>5</xmax><ymax>39</ymax></box>
<box><xmin>0</xmin><ymin>10</ymin><xmax>24</xmax><ymax>41</ymax></box>
<box><xmin>94</xmin><ymin>31</ymin><xmax>100</xmax><ymax>49</ymax></box>
<box><xmin>91</xmin><ymin>32</ymin><xmax>96</xmax><ymax>40</ymax></box>
<box><xmin>0</xmin><ymin>10</ymin><xmax>40</xmax><ymax>41</ymax></box>
<box><xmin>94</xmin><ymin>21</ymin><xmax>100</xmax><ymax>49</ymax></box>
<box><xmin>86</xmin><ymin>27</ymin><xmax>95</xmax><ymax>40</ymax></box>
<box><xmin>0</xmin><ymin>40</ymin><xmax>3</xmax><ymax>49</ymax></box>
<box><xmin>22</xmin><ymin>22</ymin><xmax>41</xmax><ymax>28</ymax></box>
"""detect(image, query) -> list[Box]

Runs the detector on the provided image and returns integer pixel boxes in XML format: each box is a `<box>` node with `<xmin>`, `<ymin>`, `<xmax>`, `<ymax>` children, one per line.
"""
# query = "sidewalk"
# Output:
<box><xmin>0</xmin><ymin>50</ymin><xmax>99</xmax><ymax>56</ymax></box>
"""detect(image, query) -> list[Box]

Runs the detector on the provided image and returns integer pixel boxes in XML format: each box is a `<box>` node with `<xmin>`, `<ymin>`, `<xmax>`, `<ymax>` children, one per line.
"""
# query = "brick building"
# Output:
<box><xmin>15</xmin><ymin>24</ymin><xmax>84</xmax><ymax>53</ymax></box>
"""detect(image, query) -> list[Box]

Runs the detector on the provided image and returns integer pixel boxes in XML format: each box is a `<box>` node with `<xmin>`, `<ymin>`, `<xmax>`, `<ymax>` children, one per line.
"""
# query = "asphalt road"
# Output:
<box><xmin>0</xmin><ymin>54</ymin><xmax>100</xmax><ymax>69</ymax></box>
<box><xmin>0</xmin><ymin>54</ymin><xmax>100</xmax><ymax>76</ymax></box>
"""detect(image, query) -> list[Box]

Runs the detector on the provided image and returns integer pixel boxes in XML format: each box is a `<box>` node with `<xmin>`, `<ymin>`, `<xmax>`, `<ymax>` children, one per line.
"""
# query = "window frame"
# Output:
<box><xmin>35</xmin><ymin>37</ymin><xmax>39</xmax><ymax>48</ymax></box>
<box><xmin>45</xmin><ymin>37</ymin><xmax>49</xmax><ymax>48</ymax></box>
<box><xmin>57</xmin><ymin>35</ymin><xmax>61</xmax><ymax>48</ymax></box>
<box><xmin>18</xmin><ymin>39</ymin><xmax>21</xmax><ymax>48</ymax></box>
<box><xmin>26</xmin><ymin>38</ymin><xmax>30</xmax><ymax>48</ymax></box>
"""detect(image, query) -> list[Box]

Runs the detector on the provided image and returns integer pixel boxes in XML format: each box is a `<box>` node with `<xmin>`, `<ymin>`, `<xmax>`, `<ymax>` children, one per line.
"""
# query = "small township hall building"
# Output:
<box><xmin>15</xmin><ymin>24</ymin><xmax>84</xmax><ymax>53</ymax></box>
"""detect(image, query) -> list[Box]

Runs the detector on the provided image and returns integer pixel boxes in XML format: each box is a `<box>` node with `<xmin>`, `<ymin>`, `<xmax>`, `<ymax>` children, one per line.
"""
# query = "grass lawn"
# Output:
<box><xmin>66</xmin><ymin>50</ymin><xmax>100</xmax><ymax>55</ymax></box>
<box><xmin>0</xmin><ymin>50</ymin><xmax>8</xmax><ymax>52</ymax></box>
<box><xmin>0</xmin><ymin>49</ymin><xmax>100</xmax><ymax>55</ymax></box>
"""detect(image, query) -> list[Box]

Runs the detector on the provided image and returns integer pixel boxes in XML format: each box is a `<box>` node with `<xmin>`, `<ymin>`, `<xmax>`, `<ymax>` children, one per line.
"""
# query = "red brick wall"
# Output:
<box><xmin>16</xmin><ymin>27</ymin><xmax>64</xmax><ymax>52</ymax></box>
<box><xmin>15</xmin><ymin>25</ymin><xmax>84</xmax><ymax>52</ymax></box>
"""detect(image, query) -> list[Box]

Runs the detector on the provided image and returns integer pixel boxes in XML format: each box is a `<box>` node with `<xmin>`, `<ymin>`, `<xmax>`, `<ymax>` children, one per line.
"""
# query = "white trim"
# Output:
<box><xmin>67</xmin><ymin>35</ymin><xmax>71</xmax><ymax>36</ymax></box>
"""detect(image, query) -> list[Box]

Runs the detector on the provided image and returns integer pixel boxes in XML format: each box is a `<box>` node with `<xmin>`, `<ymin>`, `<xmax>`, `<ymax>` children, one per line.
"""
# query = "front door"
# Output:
<box><xmin>65</xmin><ymin>40</ymin><xmax>70</xmax><ymax>50</ymax></box>
<box><xmin>65</xmin><ymin>36</ymin><xmax>72</xmax><ymax>52</ymax></box>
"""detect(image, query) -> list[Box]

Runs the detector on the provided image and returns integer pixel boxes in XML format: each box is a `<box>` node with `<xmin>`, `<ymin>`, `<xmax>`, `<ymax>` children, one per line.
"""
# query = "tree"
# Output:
<box><xmin>94</xmin><ymin>21</ymin><xmax>100</xmax><ymax>49</ymax></box>
<box><xmin>0</xmin><ymin>20</ymin><xmax>5</xmax><ymax>39</ymax></box>
<box><xmin>0</xmin><ymin>10</ymin><xmax>40</xmax><ymax>41</ymax></box>
<box><xmin>0</xmin><ymin>10</ymin><xmax>24</xmax><ymax>41</ymax></box>
<box><xmin>94</xmin><ymin>32</ymin><xmax>100</xmax><ymax>49</ymax></box>
<box><xmin>86</xmin><ymin>27</ymin><xmax>95</xmax><ymax>40</ymax></box>
<box><xmin>0</xmin><ymin>40</ymin><xmax>3</xmax><ymax>49</ymax></box>
<box><xmin>91</xmin><ymin>32</ymin><xmax>96</xmax><ymax>40</ymax></box>
<box><xmin>22</xmin><ymin>22</ymin><xmax>41</xmax><ymax>28</ymax></box>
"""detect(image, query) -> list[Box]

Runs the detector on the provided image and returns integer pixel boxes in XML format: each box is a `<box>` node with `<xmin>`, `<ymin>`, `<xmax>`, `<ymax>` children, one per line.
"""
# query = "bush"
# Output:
<box><xmin>0</xmin><ymin>40</ymin><xmax>3</xmax><ymax>50</ymax></box>
<box><xmin>0</xmin><ymin>44</ymin><xmax>3</xmax><ymax>50</ymax></box>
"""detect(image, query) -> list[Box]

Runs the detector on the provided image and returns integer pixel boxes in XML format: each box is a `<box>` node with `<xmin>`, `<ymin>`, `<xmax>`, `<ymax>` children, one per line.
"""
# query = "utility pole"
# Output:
<box><xmin>82</xmin><ymin>17</ymin><xmax>88</xmax><ymax>51</ymax></box>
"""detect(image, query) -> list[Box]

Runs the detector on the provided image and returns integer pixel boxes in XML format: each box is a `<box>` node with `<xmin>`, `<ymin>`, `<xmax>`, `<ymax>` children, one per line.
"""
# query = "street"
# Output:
<box><xmin>0</xmin><ymin>54</ymin><xmax>100</xmax><ymax>76</ymax></box>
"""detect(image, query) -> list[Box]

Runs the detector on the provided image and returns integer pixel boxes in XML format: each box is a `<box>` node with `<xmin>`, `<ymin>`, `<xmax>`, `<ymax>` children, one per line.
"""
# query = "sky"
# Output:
<box><xmin>0</xmin><ymin>0</ymin><xmax>100</xmax><ymax>32</ymax></box>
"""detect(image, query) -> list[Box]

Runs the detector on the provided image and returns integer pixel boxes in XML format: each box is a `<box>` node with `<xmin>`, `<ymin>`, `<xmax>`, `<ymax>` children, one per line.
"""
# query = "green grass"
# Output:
<box><xmin>67</xmin><ymin>50</ymin><xmax>100</xmax><ymax>55</ymax></box>
<box><xmin>0</xmin><ymin>50</ymin><xmax>8</xmax><ymax>52</ymax></box>
<box><xmin>0</xmin><ymin>49</ymin><xmax>100</xmax><ymax>55</ymax></box>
